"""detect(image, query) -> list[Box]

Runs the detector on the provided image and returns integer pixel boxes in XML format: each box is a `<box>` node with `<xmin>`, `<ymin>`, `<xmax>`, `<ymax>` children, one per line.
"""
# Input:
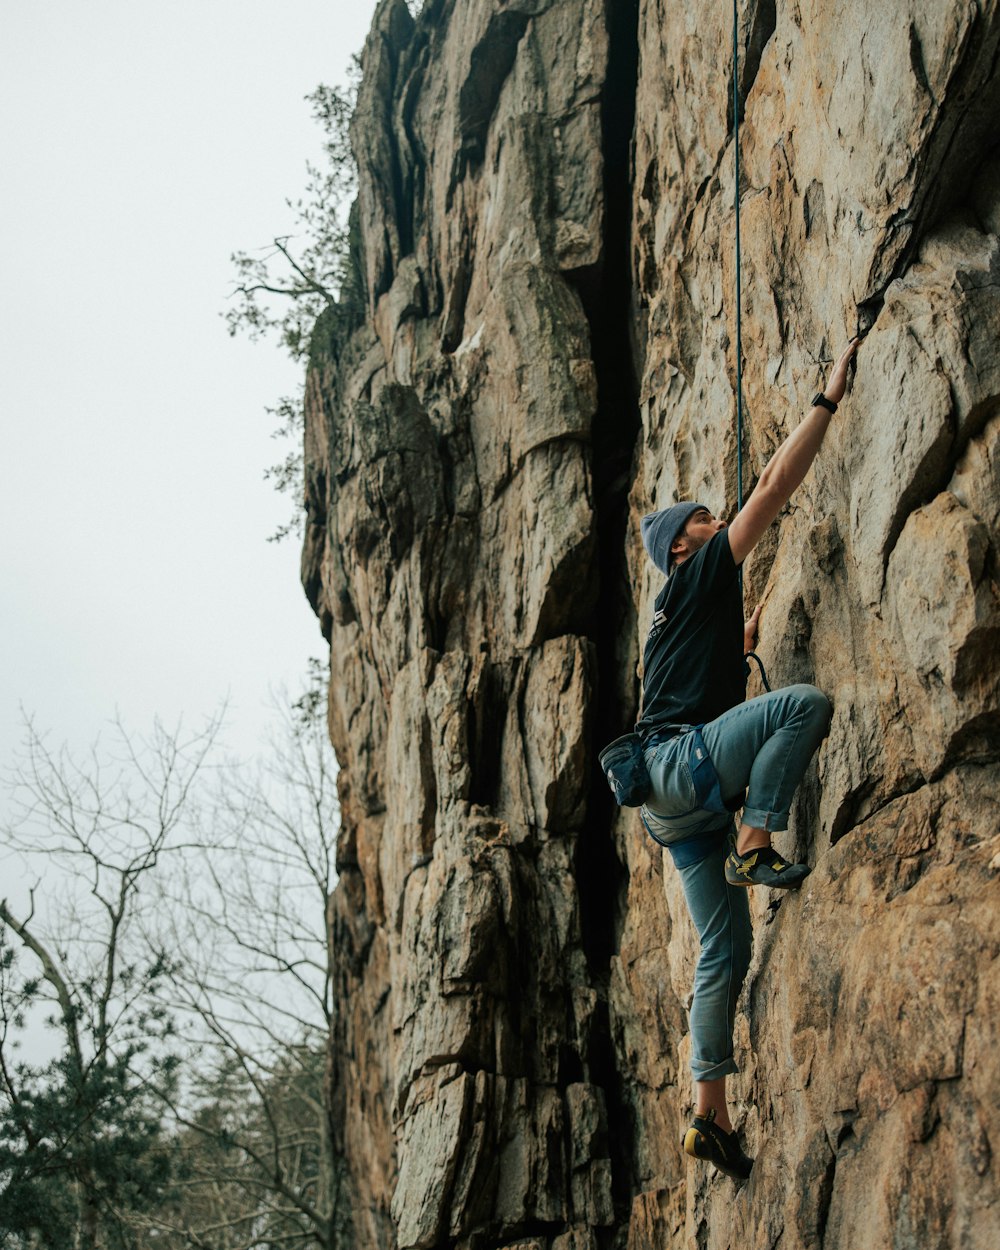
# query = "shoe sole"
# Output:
<box><xmin>725</xmin><ymin>874</ymin><xmax>809</xmax><ymax>889</ymax></box>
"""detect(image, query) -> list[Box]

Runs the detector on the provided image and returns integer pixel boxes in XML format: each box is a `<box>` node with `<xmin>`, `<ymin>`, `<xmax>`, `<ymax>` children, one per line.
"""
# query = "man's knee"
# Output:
<box><xmin>787</xmin><ymin>683</ymin><xmax>832</xmax><ymax>734</ymax></box>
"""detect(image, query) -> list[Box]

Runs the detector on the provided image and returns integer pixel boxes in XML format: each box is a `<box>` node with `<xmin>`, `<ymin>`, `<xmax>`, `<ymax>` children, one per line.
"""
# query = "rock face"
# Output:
<box><xmin>301</xmin><ymin>1</ymin><xmax>1000</xmax><ymax>1246</ymax></box>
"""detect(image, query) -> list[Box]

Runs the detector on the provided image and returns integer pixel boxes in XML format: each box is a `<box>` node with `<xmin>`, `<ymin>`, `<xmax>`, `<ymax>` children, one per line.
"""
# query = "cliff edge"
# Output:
<box><xmin>301</xmin><ymin>2</ymin><xmax>1000</xmax><ymax>1246</ymax></box>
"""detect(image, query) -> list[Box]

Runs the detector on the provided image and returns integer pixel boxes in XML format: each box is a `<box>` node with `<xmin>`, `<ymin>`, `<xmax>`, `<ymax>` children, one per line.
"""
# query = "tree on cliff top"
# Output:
<box><xmin>224</xmin><ymin>78</ymin><xmax>362</xmax><ymax>362</ymax></box>
<box><xmin>225</xmin><ymin>71</ymin><xmax>365</xmax><ymax>543</ymax></box>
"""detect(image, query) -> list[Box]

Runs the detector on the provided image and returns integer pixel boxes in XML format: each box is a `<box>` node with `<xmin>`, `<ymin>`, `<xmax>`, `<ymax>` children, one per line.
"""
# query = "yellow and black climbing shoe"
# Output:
<box><xmin>725</xmin><ymin>840</ymin><xmax>811</xmax><ymax>889</ymax></box>
<box><xmin>682</xmin><ymin>1108</ymin><xmax>753</xmax><ymax>1181</ymax></box>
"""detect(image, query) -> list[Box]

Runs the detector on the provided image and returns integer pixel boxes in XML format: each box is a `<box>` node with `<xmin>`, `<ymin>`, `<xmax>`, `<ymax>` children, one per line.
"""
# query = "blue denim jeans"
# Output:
<box><xmin>641</xmin><ymin>685</ymin><xmax>832</xmax><ymax>1079</ymax></box>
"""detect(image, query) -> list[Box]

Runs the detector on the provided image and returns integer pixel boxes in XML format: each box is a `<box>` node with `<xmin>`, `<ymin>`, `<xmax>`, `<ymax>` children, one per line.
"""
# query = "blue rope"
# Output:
<box><xmin>733</xmin><ymin>5</ymin><xmax>769</xmax><ymax>683</ymax></box>
<box><xmin>733</xmin><ymin>0</ymin><xmax>744</xmax><ymax>516</ymax></box>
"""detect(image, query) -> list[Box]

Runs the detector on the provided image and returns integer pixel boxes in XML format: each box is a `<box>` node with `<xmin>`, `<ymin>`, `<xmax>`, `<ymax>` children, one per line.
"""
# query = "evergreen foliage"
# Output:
<box><xmin>0</xmin><ymin>953</ymin><xmax>179</xmax><ymax>1250</ymax></box>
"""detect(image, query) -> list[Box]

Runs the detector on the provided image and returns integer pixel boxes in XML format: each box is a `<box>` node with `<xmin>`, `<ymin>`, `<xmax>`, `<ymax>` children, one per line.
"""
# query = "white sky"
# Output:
<box><xmin>0</xmin><ymin>0</ymin><xmax>379</xmax><ymax>772</ymax></box>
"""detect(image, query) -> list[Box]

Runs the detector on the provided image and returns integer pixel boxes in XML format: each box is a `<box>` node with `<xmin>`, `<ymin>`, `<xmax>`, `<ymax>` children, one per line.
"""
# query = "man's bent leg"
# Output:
<box><xmin>700</xmin><ymin>686</ymin><xmax>831</xmax><ymax>877</ymax></box>
<box><xmin>700</xmin><ymin>685</ymin><xmax>832</xmax><ymax>832</ymax></box>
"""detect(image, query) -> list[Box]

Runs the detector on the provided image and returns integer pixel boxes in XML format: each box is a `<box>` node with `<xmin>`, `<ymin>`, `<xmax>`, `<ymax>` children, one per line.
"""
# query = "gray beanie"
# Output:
<box><xmin>641</xmin><ymin>502</ymin><xmax>706</xmax><ymax>575</ymax></box>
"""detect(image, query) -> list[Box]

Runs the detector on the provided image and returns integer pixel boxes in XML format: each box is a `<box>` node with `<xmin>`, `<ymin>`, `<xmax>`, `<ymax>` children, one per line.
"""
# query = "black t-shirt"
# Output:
<box><xmin>636</xmin><ymin>529</ymin><xmax>746</xmax><ymax>739</ymax></box>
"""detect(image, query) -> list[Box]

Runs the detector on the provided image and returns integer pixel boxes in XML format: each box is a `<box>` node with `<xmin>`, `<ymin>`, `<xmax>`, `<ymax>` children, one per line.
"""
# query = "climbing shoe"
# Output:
<box><xmin>725</xmin><ymin>839</ymin><xmax>811</xmax><ymax>889</ymax></box>
<box><xmin>682</xmin><ymin>1108</ymin><xmax>753</xmax><ymax>1181</ymax></box>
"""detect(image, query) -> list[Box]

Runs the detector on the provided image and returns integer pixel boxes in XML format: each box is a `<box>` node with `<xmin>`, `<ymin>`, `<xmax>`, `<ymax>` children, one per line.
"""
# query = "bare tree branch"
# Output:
<box><xmin>0</xmin><ymin>898</ymin><xmax>83</xmax><ymax>1073</ymax></box>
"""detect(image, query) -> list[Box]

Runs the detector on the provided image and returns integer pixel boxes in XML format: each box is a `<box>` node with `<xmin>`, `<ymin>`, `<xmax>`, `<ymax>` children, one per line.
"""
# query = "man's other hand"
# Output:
<box><xmin>744</xmin><ymin>604</ymin><xmax>762</xmax><ymax>654</ymax></box>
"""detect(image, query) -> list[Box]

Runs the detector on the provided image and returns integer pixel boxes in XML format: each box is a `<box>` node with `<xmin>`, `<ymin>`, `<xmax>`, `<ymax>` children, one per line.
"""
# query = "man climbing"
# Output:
<box><xmin>636</xmin><ymin>336</ymin><xmax>861</xmax><ymax>1182</ymax></box>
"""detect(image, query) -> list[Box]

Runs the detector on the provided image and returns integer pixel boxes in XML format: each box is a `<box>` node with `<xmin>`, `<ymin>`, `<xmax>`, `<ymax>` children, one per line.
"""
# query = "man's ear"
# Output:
<box><xmin>671</xmin><ymin>535</ymin><xmax>686</xmax><ymax>557</ymax></box>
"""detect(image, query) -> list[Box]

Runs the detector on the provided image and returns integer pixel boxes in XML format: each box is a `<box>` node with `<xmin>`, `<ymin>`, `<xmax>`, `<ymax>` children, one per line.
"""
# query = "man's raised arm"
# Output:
<box><xmin>727</xmin><ymin>337</ymin><xmax>861</xmax><ymax>567</ymax></box>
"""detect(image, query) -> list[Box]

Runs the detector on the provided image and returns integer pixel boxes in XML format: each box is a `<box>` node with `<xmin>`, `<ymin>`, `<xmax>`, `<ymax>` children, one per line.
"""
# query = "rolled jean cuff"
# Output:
<box><xmin>741</xmin><ymin>804</ymin><xmax>788</xmax><ymax>833</ymax></box>
<box><xmin>692</xmin><ymin>1053</ymin><xmax>739</xmax><ymax>1081</ymax></box>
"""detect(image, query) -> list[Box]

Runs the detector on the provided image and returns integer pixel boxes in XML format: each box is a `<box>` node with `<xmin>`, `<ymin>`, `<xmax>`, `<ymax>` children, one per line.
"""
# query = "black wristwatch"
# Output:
<box><xmin>812</xmin><ymin>392</ymin><xmax>837</xmax><ymax>414</ymax></box>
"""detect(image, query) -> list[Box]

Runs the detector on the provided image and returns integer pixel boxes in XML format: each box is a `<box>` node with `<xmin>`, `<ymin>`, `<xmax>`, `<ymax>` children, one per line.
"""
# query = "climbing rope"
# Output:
<box><xmin>732</xmin><ymin>0</ymin><xmax>745</xmax><ymax>515</ymax></box>
<box><xmin>731</xmin><ymin>8</ymin><xmax>851</xmax><ymax>696</ymax></box>
<box><xmin>732</xmin><ymin>0</ymin><xmax>771</xmax><ymax>695</ymax></box>
<box><xmin>746</xmin><ymin>650</ymin><xmax>772</xmax><ymax>693</ymax></box>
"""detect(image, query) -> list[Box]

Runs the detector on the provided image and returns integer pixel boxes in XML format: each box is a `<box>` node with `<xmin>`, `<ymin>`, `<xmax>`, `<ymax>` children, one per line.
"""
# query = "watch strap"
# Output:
<box><xmin>812</xmin><ymin>392</ymin><xmax>837</xmax><ymax>414</ymax></box>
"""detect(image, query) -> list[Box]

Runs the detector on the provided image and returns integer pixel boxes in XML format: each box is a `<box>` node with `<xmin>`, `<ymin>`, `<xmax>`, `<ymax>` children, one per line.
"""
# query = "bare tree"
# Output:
<box><xmin>139</xmin><ymin>684</ymin><xmax>349</xmax><ymax>1250</ymax></box>
<box><xmin>0</xmin><ymin>712</ymin><xmax>221</xmax><ymax>1250</ymax></box>
<box><xmin>0</xmin><ymin>687</ymin><xmax>347</xmax><ymax>1250</ymax></box>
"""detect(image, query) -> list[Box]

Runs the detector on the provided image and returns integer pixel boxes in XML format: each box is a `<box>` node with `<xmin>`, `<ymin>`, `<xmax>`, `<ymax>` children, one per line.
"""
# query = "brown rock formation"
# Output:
<box><xmin>301</xmin><ymin>1</ymin><xmax>1000</xmax><ymax>1246</ymax></box>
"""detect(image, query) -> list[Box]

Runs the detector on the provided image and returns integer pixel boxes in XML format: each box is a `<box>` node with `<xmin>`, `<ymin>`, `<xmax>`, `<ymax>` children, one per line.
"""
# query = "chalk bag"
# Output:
<box><xmin>598</xmin><ymin>733</ymin><xmax>651</xmax><ymax>807</ymax></box>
